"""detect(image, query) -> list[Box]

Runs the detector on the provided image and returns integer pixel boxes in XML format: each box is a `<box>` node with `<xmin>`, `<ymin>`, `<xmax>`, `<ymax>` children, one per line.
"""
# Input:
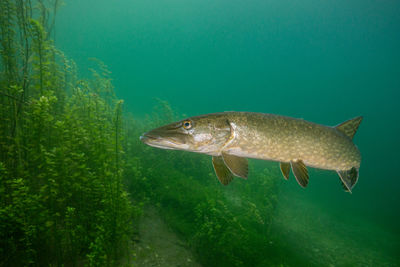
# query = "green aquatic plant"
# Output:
<box><xmin>0</xmin><ymin>1</ymin><xmax>136</xmax><ymax>266</ymax></box>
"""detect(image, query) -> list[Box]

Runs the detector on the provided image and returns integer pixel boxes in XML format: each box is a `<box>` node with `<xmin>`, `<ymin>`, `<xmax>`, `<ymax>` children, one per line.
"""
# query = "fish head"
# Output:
<box><xmin>140</xmin><ymin>114</ymin><xmax>232</xmax><ymax>155</ymax></box>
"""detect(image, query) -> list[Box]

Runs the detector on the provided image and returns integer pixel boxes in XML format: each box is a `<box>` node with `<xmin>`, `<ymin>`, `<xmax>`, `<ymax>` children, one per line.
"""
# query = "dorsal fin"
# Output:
<box><xmin>335</xmin><ymin>116</ymin><xmax>363</xmax><ymax>140</ymax></box>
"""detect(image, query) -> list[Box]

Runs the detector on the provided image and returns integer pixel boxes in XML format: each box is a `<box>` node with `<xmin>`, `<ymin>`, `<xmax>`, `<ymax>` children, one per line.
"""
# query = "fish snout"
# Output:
<box><xmin>139</xmin><ymin>134</ymin><xmax>148</xmax><ymax>143</ymax></box>
<box><xmin>139</xmin><ymin>127</ymin><xmax>190</xmax><ymax>150</ymax></box>
<box><xmin>140</xmin><ymin>131</ymin><xmax>160</xmax><ymax>144</ymax></box>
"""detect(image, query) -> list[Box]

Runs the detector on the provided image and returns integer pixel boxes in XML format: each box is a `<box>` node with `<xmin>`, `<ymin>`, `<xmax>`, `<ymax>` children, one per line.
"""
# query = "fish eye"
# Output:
<box><xmin>182</xmin><ymin>120</ymin><xmax>192</xmax><ymax>130</ymax></box>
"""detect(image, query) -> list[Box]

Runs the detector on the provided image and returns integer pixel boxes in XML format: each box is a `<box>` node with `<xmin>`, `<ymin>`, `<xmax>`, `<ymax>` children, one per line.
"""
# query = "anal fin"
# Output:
<box><xmin>290</xmin><ymin>160</ymin><xmax>309</xmax><ymax>188</ymax></box>
<box><xmin>212</xmin><ymin>156</ymin><xmax>234</xmax><ymax>185</ymax></box>
<box><xmin>280</xmin><ymin>162</ymin><xmax>290</xmax><ymax>180</ymax></box>
<box><xmin>337</xmin><ymin>167</ymin><xmax>359</xmax><ymax>193</ymax></box>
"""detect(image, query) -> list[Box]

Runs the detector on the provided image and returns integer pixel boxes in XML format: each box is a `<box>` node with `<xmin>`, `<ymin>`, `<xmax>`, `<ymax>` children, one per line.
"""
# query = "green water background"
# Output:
<box><xmin>57</xmin><ymin>0</ymin><xmax>399</xmax><ymax>264</ymax></box>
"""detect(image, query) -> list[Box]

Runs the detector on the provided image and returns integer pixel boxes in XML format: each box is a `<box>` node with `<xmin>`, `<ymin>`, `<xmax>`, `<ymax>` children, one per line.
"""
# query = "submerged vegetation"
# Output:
<box><xmin>0</xmin><ymin>1</ymin><xmax>282</xmax><ymax>266</ymax></box>
<box><xmin>0</xmin><ymin>1</ymin><xmax>134</xmax><ymax>265</ymax></box>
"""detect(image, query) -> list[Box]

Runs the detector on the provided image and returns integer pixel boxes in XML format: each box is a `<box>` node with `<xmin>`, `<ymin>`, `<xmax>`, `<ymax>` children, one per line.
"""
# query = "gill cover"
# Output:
<box><xmin>188</xmin><ymin>116</ymin><xmax>233</xmax><ymax>154</ymax></box>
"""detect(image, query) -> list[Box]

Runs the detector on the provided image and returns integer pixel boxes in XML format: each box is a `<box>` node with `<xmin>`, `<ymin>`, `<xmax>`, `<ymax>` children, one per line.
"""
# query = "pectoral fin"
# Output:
<box><xmin>337</xmin><ymin>167</ymin><xmax>359</xmax><ymax>193</ymax></box>
<box><xmin>221</xmin><ymin>152</ymin><xmax>248</xmax><ymax>179</ymax></box>
<box><xmin>290</xmin><ymin>160</ymin><xmax>309</xmax><ymax>188</ymax></box>
<box><xmin>212</xmin><ymin>156</ymin><xmax>234</xmax><ymax>185</ymax></box>
<box><xmin>280</xmin><ymin>162</ymin><xmax>291</xmax><ymax>180</ymax></box>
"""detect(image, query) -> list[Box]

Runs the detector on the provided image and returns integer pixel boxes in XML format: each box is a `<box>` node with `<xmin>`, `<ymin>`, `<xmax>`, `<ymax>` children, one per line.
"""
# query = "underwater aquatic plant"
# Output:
<box><xmin>0</xmin><ymin>1</ymin><xmax>135</xmax><ymax>265</ymax></box>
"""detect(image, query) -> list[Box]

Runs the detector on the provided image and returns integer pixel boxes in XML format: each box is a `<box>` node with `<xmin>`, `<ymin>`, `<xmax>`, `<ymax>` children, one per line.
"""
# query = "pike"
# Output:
<box><xmin>140</xmin><ymin>112</ymin><xmax>362</xmax><ymax>193</ymax></box>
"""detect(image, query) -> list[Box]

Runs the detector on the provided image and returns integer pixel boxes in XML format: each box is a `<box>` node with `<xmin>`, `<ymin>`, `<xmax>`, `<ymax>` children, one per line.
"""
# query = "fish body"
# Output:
<box><xmin>217</xmin><ymin>112</ymin><xmax>360</xmax><ymax>171</ymax></box>
<box><xmin>140</xmin><ymin>112</ymin><xmax>362</xmax><ymax>192</ymax></box>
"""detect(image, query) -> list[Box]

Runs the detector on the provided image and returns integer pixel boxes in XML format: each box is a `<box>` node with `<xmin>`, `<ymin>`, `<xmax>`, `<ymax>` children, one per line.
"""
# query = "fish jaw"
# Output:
<box><xmin>140</xmin><ymin>135</ymin><xmax>183</xmax><ymax>150</ymax></box>
<box><xmin>140</xmin><ymin>128</ymin><xmax>190</xmax><ymax>151</ymax></box>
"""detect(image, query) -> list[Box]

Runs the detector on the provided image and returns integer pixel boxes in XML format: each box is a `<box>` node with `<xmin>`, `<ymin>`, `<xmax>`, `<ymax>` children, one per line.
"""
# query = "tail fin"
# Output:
<box><xmin>335</xmin><ymin>117</ymin><xmax>362</xmax><ymax>193</ymax></box>
<box><xmin>335</xmin><ymin>116</ymin><xmax>363</xmax><ymax>140</ymax></box>
<box><xmin>337</xmin><ymin>167</ymin><xmax>359</xmax><ymax>193</ymax></box>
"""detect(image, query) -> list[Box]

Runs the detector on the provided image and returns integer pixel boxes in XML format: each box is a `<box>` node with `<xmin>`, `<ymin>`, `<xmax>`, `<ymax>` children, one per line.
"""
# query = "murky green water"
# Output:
<box><xmin>55</xmin><ymin>0</ymin><xmax>399</xmax><ymax>265</ymax></box>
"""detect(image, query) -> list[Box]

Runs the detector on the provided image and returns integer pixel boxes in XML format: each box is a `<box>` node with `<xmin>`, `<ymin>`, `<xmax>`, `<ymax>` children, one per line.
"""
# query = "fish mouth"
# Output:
<box><xmin>139</xmin><ymin>132</ymin><xmax>159</xmax><ymax>142</ymax></box>
<box><xmin>140</xmin><ymin>131</ymin><xmax>185</xmax><ymax>150</ymax></box>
